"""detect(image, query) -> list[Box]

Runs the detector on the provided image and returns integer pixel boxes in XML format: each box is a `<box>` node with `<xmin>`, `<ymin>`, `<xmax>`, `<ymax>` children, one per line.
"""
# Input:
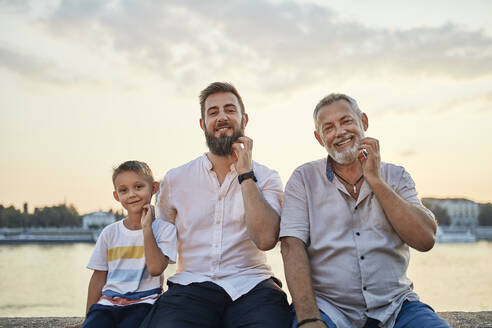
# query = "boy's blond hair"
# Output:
<box><xmin>112</xmin><ymin>160</ymin><xmax>154</xmax><ymax>187</ymax></box>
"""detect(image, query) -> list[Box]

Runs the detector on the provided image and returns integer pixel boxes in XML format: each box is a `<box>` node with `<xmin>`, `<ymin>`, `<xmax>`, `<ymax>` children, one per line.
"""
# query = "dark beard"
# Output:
<box><xmin>205</xmin><ymin>129</ymin><xmax>243</xmax><ymax>156</ymax></box>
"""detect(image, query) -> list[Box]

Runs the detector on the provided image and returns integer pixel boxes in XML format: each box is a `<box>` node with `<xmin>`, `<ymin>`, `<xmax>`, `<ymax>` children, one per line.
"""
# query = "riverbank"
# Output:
<box><xmin>0</xmin><ymin>228</ymin><xmax>97</xmax><ymax>243</ymax></box>
<box><xmin>0</xmin><ymin>312</ymin><xmax>491</xmax><ymax>328</ymax></box>
<box><xmin>2</xmin><ymin>226</ymin><xmax>492</xmax><ymax>244</ymax></box>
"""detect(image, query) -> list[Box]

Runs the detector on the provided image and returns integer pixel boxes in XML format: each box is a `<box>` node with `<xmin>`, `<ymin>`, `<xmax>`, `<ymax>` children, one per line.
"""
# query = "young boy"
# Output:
<box><xmin>81</xmin><ymin>161</ymin><xmax>177</xmax><ymax>328</ymax></box>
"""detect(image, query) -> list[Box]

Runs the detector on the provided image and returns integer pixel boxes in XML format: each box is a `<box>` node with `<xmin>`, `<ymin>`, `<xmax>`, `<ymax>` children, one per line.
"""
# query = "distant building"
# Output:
<box><xmin>82</xmin><ymin>211</ymin><xmax>115</xmax><ymax>230</ymax></box>
<box><xmin>423</xmin><ymin>198</ymin><xmax>479</xmax><ymax>228</ymax></box>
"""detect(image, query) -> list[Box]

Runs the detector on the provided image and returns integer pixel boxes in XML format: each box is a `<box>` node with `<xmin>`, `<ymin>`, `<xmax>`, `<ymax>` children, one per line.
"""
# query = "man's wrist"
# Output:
<box><xmin>236</xmin><ymin>166</ymin><xmax>253</xmax><ymax>175</ymax></box>
<box><xmin>365</xmin><ymin>174</ymin><xmax>385</xmax><ymax>189</ymax></box>
<box><xmin>297</xmin><ymin>318</ymin><xmax>328</xmax><ymax>327</ymax></box>
<box><xmin>238</xmin><ymin>170</ymin><xmax>257</xmax><ymax>184</ymax></box>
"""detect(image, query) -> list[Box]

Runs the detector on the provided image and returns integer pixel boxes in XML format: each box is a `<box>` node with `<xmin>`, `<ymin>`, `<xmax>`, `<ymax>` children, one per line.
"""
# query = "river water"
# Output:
<box><xmin>0</xmin><ymin>241</ymin><xmax>491</xmax><ymax>317</ymax></box>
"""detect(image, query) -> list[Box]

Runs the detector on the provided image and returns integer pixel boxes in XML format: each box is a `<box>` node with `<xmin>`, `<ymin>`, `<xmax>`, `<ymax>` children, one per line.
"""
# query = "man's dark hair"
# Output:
<box><xmin>199</xmin><ymin>82</ymin><xmax>245</xmax><ymax>120</ymax></box>
<box><xmin>112</xmin><ymin>160</ymin><xmax>154</xmax><ymax>187</ymax></box>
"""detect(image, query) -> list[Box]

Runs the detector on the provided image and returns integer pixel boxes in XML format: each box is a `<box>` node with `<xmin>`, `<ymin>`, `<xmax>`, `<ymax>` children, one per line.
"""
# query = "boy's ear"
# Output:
<box><xmin>152</xmin><ymin>181</ymin><xmax>159</xmax><ymax>195</ymax></box>
<box><xmin>113</xmin><ymin>191</ymin><xmax>120</xmax><ymax>202</ymax></box>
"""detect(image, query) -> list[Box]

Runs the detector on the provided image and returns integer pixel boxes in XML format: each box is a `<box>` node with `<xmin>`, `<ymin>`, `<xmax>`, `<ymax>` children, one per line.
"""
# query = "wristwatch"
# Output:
<box><xmin>238</xmin><ymin>170</ymin><xmax>257</xmax><ymax>184</ymax></box>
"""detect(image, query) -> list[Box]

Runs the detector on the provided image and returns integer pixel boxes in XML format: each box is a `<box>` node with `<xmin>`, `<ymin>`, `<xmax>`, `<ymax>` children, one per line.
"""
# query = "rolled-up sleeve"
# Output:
<box><xmin>397</xmin><ymin>168</ymin><xmax>435</xmax><ymax>219</ymax></box>
<box><xmin>257</xmin><ymin>166</ymin><xmax>284</xmax><ymax>216</ymax></box>
<box><xmin>156</xmin><ymin>173</ymin><xmax>177</xmax><ymax>224</ymax></box>
<box><xmin>153</xmin><ymin>219</ymin><xmax>178</xmax><ymax>264</ymax></box>
<box><xmin>279</xmin><ymin>169</ymin><xmax>310</xmax><ymax>244</ymax></box>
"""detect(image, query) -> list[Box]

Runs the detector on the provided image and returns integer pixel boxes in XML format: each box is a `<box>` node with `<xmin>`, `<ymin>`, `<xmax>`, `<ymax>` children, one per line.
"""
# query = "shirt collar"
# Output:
<box><xmin>202</xmin><ymin>153</ymin><xmax>213</xmax><ymax>170</ymax></box>
<box><xmin>325</xmin><ymin>156</ymin><xmax>335</xmax><ymax>182</ymax></box>
<box><xmin>202</xmin><ymin>153</ymin><xmax>237</xmax><ymax>173</ymax></box>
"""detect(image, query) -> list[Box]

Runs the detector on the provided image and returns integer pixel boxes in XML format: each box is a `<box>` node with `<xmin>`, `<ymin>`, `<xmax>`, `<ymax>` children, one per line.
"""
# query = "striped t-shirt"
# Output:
<box><xmin>87</xmin><ymin>219</ymin><xmax>177</xmax><ymax>306</ymax></box>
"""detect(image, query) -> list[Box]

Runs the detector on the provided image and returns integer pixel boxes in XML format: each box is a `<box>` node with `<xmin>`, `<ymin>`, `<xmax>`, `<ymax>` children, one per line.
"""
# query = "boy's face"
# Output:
<box><xmin>113</xmin><ymin>171</ymin><xmax>158</xmax><ymax>214</ymax></box>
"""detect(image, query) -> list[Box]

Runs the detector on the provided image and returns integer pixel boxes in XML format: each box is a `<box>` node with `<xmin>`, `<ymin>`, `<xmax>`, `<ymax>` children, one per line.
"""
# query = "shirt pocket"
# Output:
<box><xmin>367</xmin><ymin>194</ymin><xmax>395</xmax><ymax>232</ymax></box>
<box><xmin>227</xmin><ymin>192</ymin><xmax>245</xmax><ymax>224</ymax></box>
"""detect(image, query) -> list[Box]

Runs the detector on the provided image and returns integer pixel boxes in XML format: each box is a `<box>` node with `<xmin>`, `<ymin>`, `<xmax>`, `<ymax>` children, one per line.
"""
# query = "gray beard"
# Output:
<box><xmin>329</xmin><ymin>142</ymin><xmax>359</xmax><ymax>165</ymax></box>
<box><xmin>327</xmin><ymin>130</ymin><xmax>365</xmax><ymax>165</ymax></box>
<box><xmin>205</xmin><ymin>130</ymin><xmax>243</xmax><ymax>156</ymax></box>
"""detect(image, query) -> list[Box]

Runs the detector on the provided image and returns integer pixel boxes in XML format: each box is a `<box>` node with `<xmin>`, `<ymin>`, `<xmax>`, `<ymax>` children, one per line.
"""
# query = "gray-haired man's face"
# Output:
<box><xmin>315</xmin><ymin>100</ymin><xmax>365</xmax><ymax>165</ymax></box>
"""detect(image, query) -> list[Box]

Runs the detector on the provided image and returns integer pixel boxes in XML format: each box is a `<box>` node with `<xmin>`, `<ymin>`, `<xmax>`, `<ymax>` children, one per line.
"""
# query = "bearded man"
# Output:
<box><xmin>280</xmin><ymin>94</ymin><xmax>450</xmax><ymax>328</ymax></box>
<box><xmin>140</xmin><ymin>82</ymin><xmax>291</xmax><ymax>328</ymax></box>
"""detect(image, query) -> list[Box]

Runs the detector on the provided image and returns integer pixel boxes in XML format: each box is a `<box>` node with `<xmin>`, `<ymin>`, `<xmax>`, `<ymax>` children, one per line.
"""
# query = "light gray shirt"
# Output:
<box><xmin>280</xmin><ymin>157</ymin><xmax>434</xmax><ymax>328</ymax></box>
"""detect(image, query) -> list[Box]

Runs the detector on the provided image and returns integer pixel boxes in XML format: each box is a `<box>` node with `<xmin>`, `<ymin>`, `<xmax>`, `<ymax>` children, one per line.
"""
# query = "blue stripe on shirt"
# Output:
<box><xmin>107</xmin><ymin>268</ymin><xmax>151</xmax><ymax>283</ymax></box>
<box><xmin>102</xmin><ymin>287</ymin><xmax>162</xmax><ymax>300</ymax></box>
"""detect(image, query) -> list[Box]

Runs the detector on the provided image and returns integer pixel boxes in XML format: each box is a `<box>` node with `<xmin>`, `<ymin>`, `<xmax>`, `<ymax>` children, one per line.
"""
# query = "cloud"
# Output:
<box><xmin>0</xmin><ymin>46</ymin><xmax>60</xmax><ymax>81</ymax></box>
<box><xmin>0</xmin><ymin>0</ymin><xmax>30</xmax><ymax>12</ymax></box>
<box><xmin>3</xmin><ymin>0</ymin><xmax>492</xmax><ymax>93</ymax></box>
<box><xmin>370</xmin><ymin>89</ymin><xmax>492</xmax><ymax>117</ymax></box>
<box><xmin>442</xmin><ymin>90</ymin><xmax>492</xmax><ymax>113</ymax></box>
<box><xmin>0</xmin><ymin>45</ymin><xmax>98</xmax><ymax>84</ymax></box>
<box><xmin>398</xmin><ymin>149</ymin><xmax>417</xmax><ymax>157</ymax></box>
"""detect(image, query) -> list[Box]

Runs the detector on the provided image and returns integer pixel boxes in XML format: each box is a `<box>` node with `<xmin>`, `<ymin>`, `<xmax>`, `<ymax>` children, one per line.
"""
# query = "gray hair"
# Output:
<box><xmin>313</xmin><ymin>93</ymin><xmax>363</xmax><ymax>129</ymax></box>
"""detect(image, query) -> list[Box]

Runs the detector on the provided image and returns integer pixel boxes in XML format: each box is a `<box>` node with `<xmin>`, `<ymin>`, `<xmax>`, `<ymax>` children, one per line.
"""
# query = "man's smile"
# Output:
<box><xmin>216</xmin><ymin>127</ymin><xmax>231</xmax><ymax>133</ymax></box>
<box><xmin>334</xmin><ymin>135</ymin><xmax>354</xmax><ymax>147</ymax></box>
<box><xmin>214</xmin><ymin>123</ymin><xmax>234</xmax><ymax>136</ymax></box>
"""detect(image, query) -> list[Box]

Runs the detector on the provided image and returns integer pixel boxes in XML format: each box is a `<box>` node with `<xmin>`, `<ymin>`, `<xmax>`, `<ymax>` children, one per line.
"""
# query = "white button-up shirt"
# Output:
<box><xmin>280</xmin><ymin>157</ymin><xmax>434</xmax><ymax>328</ymax></box>
<box><xmin>156</xmin><ymin>154</ymin><xmax>283</xmax><ymax>300</ymax></box>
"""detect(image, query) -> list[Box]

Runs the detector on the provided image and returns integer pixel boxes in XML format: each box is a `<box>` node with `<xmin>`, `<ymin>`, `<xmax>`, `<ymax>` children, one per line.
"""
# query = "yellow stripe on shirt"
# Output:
<box><xmin>107</xmin><ymin>246</ymin><xmax>145</xmax><ymax>262</ymax></box>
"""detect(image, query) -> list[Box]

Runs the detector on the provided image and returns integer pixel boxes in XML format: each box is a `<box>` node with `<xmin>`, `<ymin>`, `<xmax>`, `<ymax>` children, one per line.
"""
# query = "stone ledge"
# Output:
<box><xmin>440</xmin><ymin>312</ymin><xmax>492</xmax><ymax>328</ymax></box>
<box><xmin>0</xmin><ymin>312</ymin><xmax>491</xmax><ymax>328</ymax></box>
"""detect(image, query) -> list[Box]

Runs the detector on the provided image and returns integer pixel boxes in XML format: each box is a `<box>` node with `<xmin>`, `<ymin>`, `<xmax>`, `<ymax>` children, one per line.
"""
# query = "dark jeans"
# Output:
<box><xmin>82</xmin><ymin>303</ymin><xmax>152</xmax><ymax>328</ymax></box>
<box><xmin>393</xmin><ymin>300</ymin><xmax>451</xmax><ymax>328</ymax></box>
<box><xmin>361</xmin><ymin>301</ymin><xmax>450</xmax><ymax>328</ymax></box>
<box><xmin>139</xmin><ymin>278</ymin><xmax>292</xmax><ymax>328</ymax></box>
<box><xmin>291</xmin><ymin>300</ymin><xmax>450</xmax><ymax>328</ymax></box>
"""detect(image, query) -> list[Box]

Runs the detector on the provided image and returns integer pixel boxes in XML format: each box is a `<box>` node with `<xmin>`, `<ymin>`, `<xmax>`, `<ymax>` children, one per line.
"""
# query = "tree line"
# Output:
<box><xmin>0</xmin><ymin>203</ymin><xmax>125</xmax><ymax>228</ymax></box>
<box><xmin>1</xmin><ymin>201</ymin><xmax>492</xmax><ymax>228</ymax></box>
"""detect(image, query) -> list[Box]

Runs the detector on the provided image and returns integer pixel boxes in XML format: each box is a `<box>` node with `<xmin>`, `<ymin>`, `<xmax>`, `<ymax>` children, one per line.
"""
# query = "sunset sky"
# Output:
<box><xmin>1</xmin><ymin>0</ymin><xmax>492</xmax><ymax>214</ymax></box>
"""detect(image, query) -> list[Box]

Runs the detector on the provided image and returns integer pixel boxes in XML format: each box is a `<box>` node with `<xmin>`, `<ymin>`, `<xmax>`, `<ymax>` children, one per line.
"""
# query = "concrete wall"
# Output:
<box><xmin>0</xmin><ymin>312</ymin><xmax>491</xmax><ymax>328</ymax></box>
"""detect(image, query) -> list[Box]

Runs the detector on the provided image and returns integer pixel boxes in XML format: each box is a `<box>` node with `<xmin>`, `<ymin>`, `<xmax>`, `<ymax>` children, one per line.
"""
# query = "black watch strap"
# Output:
<box><xmin>238</xmin><ymin>170</ymin><xmax>257</xmax><ymax>184</ymax></box>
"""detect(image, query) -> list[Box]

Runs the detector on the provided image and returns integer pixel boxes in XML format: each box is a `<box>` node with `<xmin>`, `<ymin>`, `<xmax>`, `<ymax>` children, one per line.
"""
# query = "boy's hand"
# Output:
<box><xmin>141</xmin><ymin>204</ymin><xmax>155</xmax><ymax>229</ymax></box>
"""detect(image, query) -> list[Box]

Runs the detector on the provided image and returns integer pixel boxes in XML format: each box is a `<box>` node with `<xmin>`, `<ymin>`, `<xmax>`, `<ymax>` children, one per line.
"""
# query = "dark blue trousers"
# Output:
<box><xmin>139</xmin><ymin>278</ymin><xmax>291</xmax><ymax>328</ymax></box>
<box><xmin>82</xmin><ymin>303</ymin><xmax>152</xmax><ymax>328</ymax></box>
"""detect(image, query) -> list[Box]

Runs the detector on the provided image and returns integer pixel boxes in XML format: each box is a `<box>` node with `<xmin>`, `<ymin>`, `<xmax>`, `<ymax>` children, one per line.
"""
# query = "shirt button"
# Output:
<box><xmin>355</xmin><ymin>205</ymin><xmax>358</xmax><ymax>210</ymax></box>
<box><xmin>355</xmin><ymin>232</ymin><xmax>360</xmax><ymax>236</ymax></box>
<box><xmin>360</xmin><ymin>256</ymin><xmax>365</xmax><ymax>260</ymax></box>
<box><xmin>363</xmin><ymin>286</ymin><xmax>367</xmax><ymax>291</ymax></box>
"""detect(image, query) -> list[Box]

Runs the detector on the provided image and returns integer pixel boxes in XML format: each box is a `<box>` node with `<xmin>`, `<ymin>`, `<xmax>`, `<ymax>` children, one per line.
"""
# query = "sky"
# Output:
<box><xmin>1</xmin><ymin>0</ymin><xmax>492</xmax><ymax>214</ymax></box>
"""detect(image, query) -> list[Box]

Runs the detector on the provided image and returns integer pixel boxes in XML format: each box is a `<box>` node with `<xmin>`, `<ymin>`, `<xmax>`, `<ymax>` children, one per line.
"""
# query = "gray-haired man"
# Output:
<box><xmin>280</xmin><ymin>94</ymin><xmax>450</xmax><ymax>328</ymax></box>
